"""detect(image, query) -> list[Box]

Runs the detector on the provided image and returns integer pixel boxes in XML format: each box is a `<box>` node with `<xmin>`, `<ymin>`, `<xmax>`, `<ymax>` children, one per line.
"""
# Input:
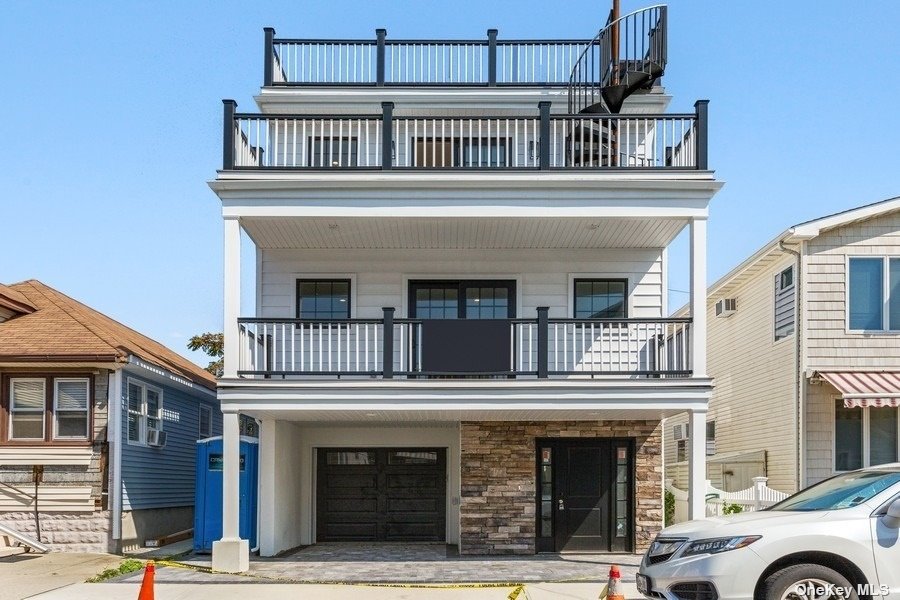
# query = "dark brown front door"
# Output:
<box><xmin>316</xmin><ymin>448</ymin><xmax>446</xmax><ymax>542</ymax></box>
<box><xmin>536</xmin><ymin>439</ymin><xmax>633</xmax><ymax>553</ymax></box>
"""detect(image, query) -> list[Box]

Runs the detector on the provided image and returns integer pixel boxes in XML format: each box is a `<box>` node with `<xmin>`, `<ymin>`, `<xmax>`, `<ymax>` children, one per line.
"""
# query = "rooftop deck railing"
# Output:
<box><xmin>237</xmin><ymin>309</ymin><xmax>692</xmax><ymax>379</ymax></box>
<box><xmin>222</xmin><ymin>100</ymin><xmax>708</xmax><ymax>170</ymax></box>
<box><xmin>265</xmin><ymin>28</ymin><xmax>595</xmax><ymax>87</ymax></box>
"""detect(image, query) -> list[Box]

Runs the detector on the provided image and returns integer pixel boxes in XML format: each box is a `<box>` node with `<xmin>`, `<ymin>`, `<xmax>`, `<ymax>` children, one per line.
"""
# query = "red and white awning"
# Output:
<box><xmin>818</xmin><ymin>371</ymin><xmax>900</xmax><ymax>408</ymax></box>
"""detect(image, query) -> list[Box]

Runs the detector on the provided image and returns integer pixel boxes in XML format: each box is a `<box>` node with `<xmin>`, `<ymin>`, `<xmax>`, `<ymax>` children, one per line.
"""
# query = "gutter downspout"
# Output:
<box><xmin>779</xmin><ymin>239</ymin><xmax>803</xmax><ymax>491</ymax></box>
<box><xmin>109</xmin><ymin>369</ymin><xmax>124</xmax><ymax>547</ymax></box>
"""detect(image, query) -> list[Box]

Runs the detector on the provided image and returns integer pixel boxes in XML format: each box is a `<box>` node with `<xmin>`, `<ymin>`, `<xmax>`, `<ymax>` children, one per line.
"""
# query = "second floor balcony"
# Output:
<box><xmin>223</xmin><ymin>100</ymin><xmax>707</xmax><ymax>172</ymax></box>
<box><xmin>237</xmin><ymin>309</ymin><xmax>691</xmax><ymax>380</ymax></box>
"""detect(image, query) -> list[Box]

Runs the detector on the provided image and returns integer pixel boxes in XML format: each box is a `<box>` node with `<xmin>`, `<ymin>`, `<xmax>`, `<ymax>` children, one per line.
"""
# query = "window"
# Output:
<box><xmin>307</xmin><ymin>137</ymin><xmax>358</xmax><ymax>167</ymax></box>
<box><xmin>296</xmin><ymin>280</ymin><xmax>350</xmax><ymax>320</ymax></box>
<box><xmin>409</xmin><ymin>281</ymin><xmax>516</xmax><ymax>319</ymax></box>
<box><xmin>848</xmin><ymin>257</ymin><xmax>900</xmax><ymax>331</ymax></box>
<box><xmin>9</xmin><ymin>379</ymin><xmax>46</xmax><ymax>440</ymax></box>
<box><xmin>774</xmin><ymin>266</ymin><xmax>796</xmax><ymax>341</ymax></box>
<box><xmin>53</xmin><ymin>379</ymin><xmax>90</xmax><ymax>439</ymax></box>
<box><xmin>459</xmin><ymin>138</ymin><xmax>509</xmax><ymax>167</ymax></box>
<box><xmin>834</xmin><ymin>399</ymin><xmax>900</xmax><ymax>471</ymax></box>
<box><xmin>199</xmin><ymin>404</ymin><xmax>213</xmax><ymax>438</ymax></box>
<box><xmin>574</xmin><ymin>279</ymin><xmax>627</xmax><ymax>319</ymax></box>
<box><xmin>706</xmin><ymin>420</ymin><xmax>717</xmax><ymax>456</ymax></box>
<box><xmin>4</xmin><ymin>376</ymin><xmax>92</xmax><ymax>443</ymax></box>
<box><xmin>127</xmin><ymin>380</ymin><xmax>163</xmax><ymax>446</ymax></box>
<box><xmin>676</xmin><ymin>439</ymin><xmax>687</xmax><ymax>462</ymax></box>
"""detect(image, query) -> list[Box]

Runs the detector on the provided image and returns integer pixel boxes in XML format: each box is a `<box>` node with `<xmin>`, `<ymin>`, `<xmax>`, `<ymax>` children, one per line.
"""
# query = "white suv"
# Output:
<box><xmin>638</xmin><ymin>464</ymin><xmax>900</xmax><ymax>600</ymax></box>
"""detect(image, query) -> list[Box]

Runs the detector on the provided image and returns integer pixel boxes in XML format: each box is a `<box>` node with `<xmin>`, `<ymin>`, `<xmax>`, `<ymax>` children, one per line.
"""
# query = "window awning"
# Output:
<box><xmin>818</xmin><ymin>371</ymin><xmax>900</xmax><ymax>408</ymax></box>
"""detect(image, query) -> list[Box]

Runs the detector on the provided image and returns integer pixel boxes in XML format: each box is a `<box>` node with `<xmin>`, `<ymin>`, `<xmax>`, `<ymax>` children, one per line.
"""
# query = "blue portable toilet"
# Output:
<box><xmin>194</xmin><ymin>436</ymin><xmax>259</xmax><ymax>553</ymax></box>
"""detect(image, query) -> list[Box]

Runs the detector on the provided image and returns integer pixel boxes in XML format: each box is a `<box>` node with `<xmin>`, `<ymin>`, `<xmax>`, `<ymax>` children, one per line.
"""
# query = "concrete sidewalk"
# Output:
<box><xmin>32</xmin><ymin>581</ymin><xmax>639</xmax><ymax>599</ymax></box>
<box><xmin>0</xmin><ymin>549</ymin><xmax>121</xmax><ymax>600</ymax></box>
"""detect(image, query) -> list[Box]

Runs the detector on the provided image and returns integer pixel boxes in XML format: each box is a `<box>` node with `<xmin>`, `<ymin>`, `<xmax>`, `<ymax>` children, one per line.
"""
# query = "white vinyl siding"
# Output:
<box><xmin>774</xmin><ymin>266</ymin><xmax>795</xmax><ymax>341</ymax></box>
<box><xmin>259</xmin><ymin>248</ymin><xmax>665</xmax><ymax>320</ymax></box>
<box><xmin>53</xmin><ymin>378</ymin><xmax>90</xmax><ymax>440</ymax></box>
<box><xmin>698</xmin><ymin>258</ymin><xmax>798</xmax><ymax>492</ymax></box>
<box><xmin>9</xmin><ymin>378</ymin><xmax>46</xmax><ymax>440</ymax></box>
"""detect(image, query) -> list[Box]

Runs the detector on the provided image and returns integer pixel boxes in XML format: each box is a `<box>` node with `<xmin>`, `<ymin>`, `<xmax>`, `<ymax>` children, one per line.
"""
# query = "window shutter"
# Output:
<box><xmin>774</xmin><ymin>266</ymin><xmax>796</xmax><ymax>340</ymax></box>
<box><xmin>12</xmin><ymin>380</ymin><xmax>45</xmax><ymax>409</ymax></box>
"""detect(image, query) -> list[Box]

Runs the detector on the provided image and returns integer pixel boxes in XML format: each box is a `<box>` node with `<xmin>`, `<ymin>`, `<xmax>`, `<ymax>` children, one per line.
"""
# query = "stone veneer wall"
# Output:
<box><xmin>459</xmin><ymin>420</ymin><xmax>662</xmax><ymax>555</ymax></box>
<box><xmin>0</xmin><ymin>511</ymin><xmax>113</xmax><ymax>553</ymax></box>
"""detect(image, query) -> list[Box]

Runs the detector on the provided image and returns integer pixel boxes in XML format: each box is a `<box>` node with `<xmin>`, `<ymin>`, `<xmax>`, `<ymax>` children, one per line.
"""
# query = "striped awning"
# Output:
<box><xmin>819</xmin><ymin>371</ymin><xmax>900</xmax><ymax>408</ymax></box>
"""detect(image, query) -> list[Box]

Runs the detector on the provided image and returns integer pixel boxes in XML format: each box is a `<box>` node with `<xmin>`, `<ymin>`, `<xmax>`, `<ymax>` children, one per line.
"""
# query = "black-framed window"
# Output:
<box><xmin>409</xmin><ymin>280</ymin><xmax>516</xmax><ymax>319</ymax></box>
<box><xmin>296</xmin><ymin>279</ymin><xmax>350</xmax><ymax>320</ymax></box>
<box><xmin>307</xmin><ymin>137</ymin><xmax>358</xmax><ymax>167</ymax></box>
<box><xmin>574</xmin><ymin>279</ymin><xmax>627</xmax><ymax>319</ymax></box>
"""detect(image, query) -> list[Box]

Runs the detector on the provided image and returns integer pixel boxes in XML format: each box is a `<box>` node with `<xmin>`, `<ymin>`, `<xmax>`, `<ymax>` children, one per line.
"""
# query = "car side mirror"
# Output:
<box><xmin>882</xmin><ymin>497</ymin><xmax>900</xmax><ymax>529</ymax></box>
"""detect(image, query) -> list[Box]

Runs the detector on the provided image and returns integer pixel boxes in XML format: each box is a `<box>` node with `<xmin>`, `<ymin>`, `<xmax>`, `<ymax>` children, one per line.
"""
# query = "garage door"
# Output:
<box><xmin>316</xmin><ymin>448</ymin><xmax>446</xmax><ymax>542</ymax></box>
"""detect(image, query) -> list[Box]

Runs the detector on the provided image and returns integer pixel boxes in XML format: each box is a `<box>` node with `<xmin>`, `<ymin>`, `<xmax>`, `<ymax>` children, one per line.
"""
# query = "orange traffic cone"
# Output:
<box><xmin>137</xmin><ymin>561</ymin><xmax>155</xmax><ymax>600</ymax></box>
<box><xmin>607</xmin><ymin>565</ymin><xmax>625</xmax><ymax>600</ymax></box>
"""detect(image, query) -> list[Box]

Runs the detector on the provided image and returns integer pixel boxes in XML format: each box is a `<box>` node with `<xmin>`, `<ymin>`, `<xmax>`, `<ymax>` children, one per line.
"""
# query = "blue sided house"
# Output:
<box><xmin>0</xmin><ymin>280</ymin><xmax>222</xmax><ymax>552</ymax></box>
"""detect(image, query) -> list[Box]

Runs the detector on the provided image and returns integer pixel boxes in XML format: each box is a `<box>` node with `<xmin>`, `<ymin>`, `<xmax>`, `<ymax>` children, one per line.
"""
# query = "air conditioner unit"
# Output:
<box><xmin>673</xmin><ymin>424</ymin><xmax>690</xmax><ymax>440</ymax></box>
<box><xmin>147</xmin><ymin>429</ymin><xmax>167</xmax><ymax>448</ymax></box>
<box><xmin>706</xmin><ymin>439</ymin><xmax>716</xmax><ymax>456</ymax></box>
<box><xmin>715</xmin><ymin>298</ymin><xmax>737</xmax><ymax>318</ymax></box>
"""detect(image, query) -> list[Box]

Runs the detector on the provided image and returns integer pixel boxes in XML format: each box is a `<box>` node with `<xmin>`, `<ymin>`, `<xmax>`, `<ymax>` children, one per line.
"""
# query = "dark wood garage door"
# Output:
<box><xmin>316</xmin><ymin>448</ymin><xmax>446</xmax><ymax>542</ymax></box>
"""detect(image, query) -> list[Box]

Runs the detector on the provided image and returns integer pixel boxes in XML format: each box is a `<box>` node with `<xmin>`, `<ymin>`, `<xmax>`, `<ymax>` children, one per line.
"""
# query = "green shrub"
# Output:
<box><xmin>722</xmin><ymin>502</ymin><xmax>744</xmax><ymax>515</ymax></box>
<box><xmin>87</xmin><ymin>559</ymin><xmax>145</xmax><ymax>583</ymax></box>
<box><xmin>664</xmin><ymin>489</ymin><xmax>675</xmax><ymax>526</ymax></box>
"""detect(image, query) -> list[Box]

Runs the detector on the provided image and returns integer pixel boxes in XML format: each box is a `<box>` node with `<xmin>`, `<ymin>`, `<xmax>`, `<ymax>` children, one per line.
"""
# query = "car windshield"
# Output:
<box><xmin>770</xmin><ymin>470</ymin><xmax>900</xmax><ymax>511</ymax></box>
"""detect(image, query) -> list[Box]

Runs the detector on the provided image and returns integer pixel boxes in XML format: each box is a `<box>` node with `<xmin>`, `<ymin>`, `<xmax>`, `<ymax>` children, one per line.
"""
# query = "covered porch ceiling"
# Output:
<box><xmin>241</xmin><ymin>216</ymin><xmax>688</xmax><ymax>249</ymax></box>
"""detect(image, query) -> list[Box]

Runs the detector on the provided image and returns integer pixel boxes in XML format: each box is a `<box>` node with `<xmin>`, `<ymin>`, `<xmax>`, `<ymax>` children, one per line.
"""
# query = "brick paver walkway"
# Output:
<box><xmin>148</xmin><ymin>543</ymin><xmax>642</xmax><ymax>584</ymax></box>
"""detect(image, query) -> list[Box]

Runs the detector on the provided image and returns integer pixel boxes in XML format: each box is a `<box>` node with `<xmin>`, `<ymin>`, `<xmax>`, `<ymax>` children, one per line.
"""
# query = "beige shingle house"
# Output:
<box><xmin>665</xmin><ymin>197</ymin><xmax>900</xmax><ymax>494</ymax></box>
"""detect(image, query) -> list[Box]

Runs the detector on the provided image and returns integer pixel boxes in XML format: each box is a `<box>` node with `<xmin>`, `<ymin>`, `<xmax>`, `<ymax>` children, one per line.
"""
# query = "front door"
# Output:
<box><xmin>536</xmin><ymin>439</ymin><xmax>633</xmax><ymax>553</ymax></box>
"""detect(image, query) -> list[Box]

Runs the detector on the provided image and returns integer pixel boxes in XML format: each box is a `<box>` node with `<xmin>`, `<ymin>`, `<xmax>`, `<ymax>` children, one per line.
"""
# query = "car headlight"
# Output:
<box><xmin>647</xmin><ymin>538</ymin><xmax>686</xmax><ymax>563</ymax></box>
<box><xmin>681</xmin><ymin>535</ymin><xmax>761</xmax><ymax>556</ymax></box>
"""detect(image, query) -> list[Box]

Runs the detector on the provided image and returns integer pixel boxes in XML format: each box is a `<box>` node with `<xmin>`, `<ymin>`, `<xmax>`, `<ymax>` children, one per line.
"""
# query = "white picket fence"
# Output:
<box><xmin>666</xmin><ymin>476</ymin><xmax>790</xmax><ymax>524</ymax></box>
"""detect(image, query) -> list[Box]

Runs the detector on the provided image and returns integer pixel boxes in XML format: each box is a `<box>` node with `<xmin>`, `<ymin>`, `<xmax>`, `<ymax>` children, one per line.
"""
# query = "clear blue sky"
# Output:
<box><xmin>2</xmin><ymin>0</ymin><xmax>898</xmax><ymax>367</ymax></box>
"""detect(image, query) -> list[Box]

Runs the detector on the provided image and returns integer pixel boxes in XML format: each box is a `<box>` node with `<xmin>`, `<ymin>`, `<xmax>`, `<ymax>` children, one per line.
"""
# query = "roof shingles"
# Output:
<box><xmin>0</xmin><ymin>280</ymin><xmax>216</xmax><ymax>391</ymax></box>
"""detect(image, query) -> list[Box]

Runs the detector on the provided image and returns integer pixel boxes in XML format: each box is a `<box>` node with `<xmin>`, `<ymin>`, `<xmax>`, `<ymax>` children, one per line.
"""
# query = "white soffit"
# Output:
<box><xmin>240</xmin><ymin>216</ymin><xmax>687</xmax><ymax>249</ymax></box>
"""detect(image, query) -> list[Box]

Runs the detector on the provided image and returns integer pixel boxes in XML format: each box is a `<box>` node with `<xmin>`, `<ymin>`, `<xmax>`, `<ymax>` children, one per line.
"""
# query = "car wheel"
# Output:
<box><xmin>760</xmin><ymin>564</ymin><xmax>858</xmax><ymax>600</ymax></box>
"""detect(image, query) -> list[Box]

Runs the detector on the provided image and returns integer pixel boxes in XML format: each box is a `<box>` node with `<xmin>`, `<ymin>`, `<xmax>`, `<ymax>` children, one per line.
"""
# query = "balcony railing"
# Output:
<box><xmin>264</xmin><ymin>28</ymin><xmax>594</xmax><ymax>87</ymax></box>
<box><xmin>222</xmin><ymin>100</ymin><xmax>708</xmax><ymax>170</ymax></box>
<box><xmin>237</xmin><ymin>309</ymin><xmax>691</xmax><ymax>379</ymax></box>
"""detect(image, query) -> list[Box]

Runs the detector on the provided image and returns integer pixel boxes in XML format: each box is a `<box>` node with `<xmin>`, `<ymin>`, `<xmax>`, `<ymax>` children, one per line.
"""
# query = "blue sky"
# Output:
<box><xmin>2</xmin><ymin>0</ymin><xmax>898</xmax><ymax>366</ymax></box>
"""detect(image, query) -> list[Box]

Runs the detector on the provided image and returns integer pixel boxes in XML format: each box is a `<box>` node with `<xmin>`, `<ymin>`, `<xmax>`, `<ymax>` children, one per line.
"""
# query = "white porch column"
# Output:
<box><xmin>212</xmin><ymin>411</ymin><xmax>249</xmax><ymax>572</ymax></box>
<box><xmin>223</xmin><ymin>216</ymin><xmax>241</xmax><ymax>378</ymax></box>
<box><xmin>687</xmin><ymin>408</ymin><xmax>708</xmax><ymax>520</ymax></box>
<box><xmin>690</xmin><ymin>217</ymin><xmax>708</xmax><ymax>378</ymax></box>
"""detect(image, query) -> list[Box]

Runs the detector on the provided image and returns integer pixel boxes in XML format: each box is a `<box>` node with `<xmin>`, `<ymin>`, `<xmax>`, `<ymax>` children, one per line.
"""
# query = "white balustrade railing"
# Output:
<box><xmin>274</xmin><ymin>41</ymin><xmax>378</xmax><ymax>84</ymax></box>
<box><xmin>232</xmin><ymin>116</ymin><xmax>383</xmax><ymax>168</ymax></box>
<box><xmin>239</xmin><ymin>317</ymin><xmax>690</xmax><ymax>377</ymax></box>
<box><xmin>391</xmin><ymin>117</ymin><xmax>541</xmax><ymax>168</ymax></box>
<box><xmin>229</xmin><ymin>113</ymin><xmax>697</xmax><ymax>170</ymax></box>
<box><xmin>514</xmin><ymin>318</ymin><xmax>691</xmax><ymax>376</ymax></box>
<box><xmin>496</xmin><ymin>42</ymin><xmax>588</xmax><ymax>84</ymax></box>
<box><xmin>549</xmin><ymin>115</ymin><xmax>697</xmax><ymax>168</ymax></box>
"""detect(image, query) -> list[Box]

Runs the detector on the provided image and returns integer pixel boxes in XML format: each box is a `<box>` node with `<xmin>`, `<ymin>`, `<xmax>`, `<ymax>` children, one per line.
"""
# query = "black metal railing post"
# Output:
<box><xmin>538</xmin><ymin>101</ymin><xmax>551</xmax><ymax>170</ymax></box>
<box><xmin>382</xmin><ymin>307</ymin><xmax>395</xmax><ymax>378</ymax></box>
<box><xmin>537</xmin><ymin>307</ymin><xmax>549</xmax><ymax>378</ymax></box>
<box><xmin>381</xmin><ymin>102</ymin><xmax>394</xmax><ymax>169</ymax></box>
<box><xmin>263</xmin><ymin>27</ymin><xmax>276</xmax><ymax>87</ymax></box>
<box><xmin>222</xmin><ymin>99</ymin><xmax>237</xmax><ymax>170</ymax></box>
<box><xmin>376</xmin><ymin>28</ymin><xmax>387</xmax><ymax>86</ymax></box>
<box><xmin>487</xmin><ymin>29</ymin><xmax>498</xmax><ymax>86</ymax></box>
<box><xmin>694</xmin><ymin>99</ymin><xmax>709</xmax><ymax>170</ymax></box>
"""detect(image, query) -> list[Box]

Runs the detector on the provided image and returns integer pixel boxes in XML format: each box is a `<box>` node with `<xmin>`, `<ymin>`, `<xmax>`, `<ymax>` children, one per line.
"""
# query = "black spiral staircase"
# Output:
<box><xmin>568</xmin><ymin>4</ymin><xmax>667</xmax><ymax>115</ymax></box>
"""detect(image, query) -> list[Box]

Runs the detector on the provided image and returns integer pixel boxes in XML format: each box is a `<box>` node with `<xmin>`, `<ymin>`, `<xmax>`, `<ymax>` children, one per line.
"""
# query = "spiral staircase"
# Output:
<box><xmin>567</xmin><ymin>4</ymin><xmax>667</xmax><ymax>115</ymax></box>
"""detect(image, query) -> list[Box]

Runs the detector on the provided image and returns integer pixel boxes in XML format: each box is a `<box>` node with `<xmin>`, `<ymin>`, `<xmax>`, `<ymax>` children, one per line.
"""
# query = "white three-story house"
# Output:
<box><xmin>209</xmin><ymin>5</ymin><xmax>722</xmax><ymax>571</ymax></box>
